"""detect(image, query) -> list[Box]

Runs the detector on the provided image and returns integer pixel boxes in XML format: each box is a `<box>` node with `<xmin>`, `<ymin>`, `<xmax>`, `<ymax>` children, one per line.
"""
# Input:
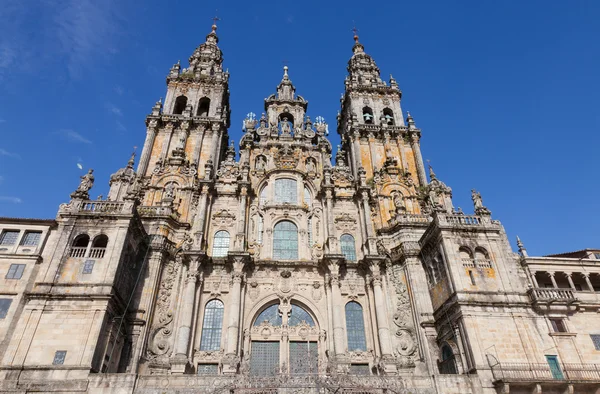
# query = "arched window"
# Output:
<box><xmin>459</xmin><ymin>247</ymin><xmax>474</xmax><ymax>268</ymax></box>
<box><xmin>340</xmin><ymin>234</ymin><xmax>356</xmax><ymax>262</ymax></box>
<box><xmin>274</xmin><ymin>178</ymin><xmax>297</xmax><ymax>204</ymax></box>
<box><xmin>259</xmin><ymin>187</ymin><xmax>268</xmax><ymax>206</ymax></box>
<box><xmin>362</xmin><ymin>107</ymin><xmax>374</xmax><ymax>124</ymax></box>
<box><xmin>475</xmin><ymin>247</ymin><xmax>492</xmax><ymax>268</ymax></box>
<box><xmin>383</xmin><ymin>108</ymin><xmax>395</xmax><ymax>125</ymax></box>
<box><xmin>439</xmin><ymin>344</ymin><xmax>458</xmax><ymax>374</ymax></box>
<box><xmin>70</xmin><ymin>234</ymin><xmax>90</xmax><ymax>258</ymax></box>
<box><xmin>173</xmin><ymin>95</ymin><xmax>188</xmax><ymax>115</ymax></box>
<box><xmin>345</xmin><ymin>302</ymin><xmax>367</xmax><ymax>351</ymax></box>
<box><xmin>273</xmin><ymin>221</ymin><xmax>298</xmax><ymax>260</ymax></box>
<box><xmin>199</xmin><ymin>299</ymin><xmax>224</xmax><ymax>351</ymax></box>
<box><xmin>257</xmin><ymin>215</ymin><xmax>264</xmax><ymax>244</ymax></box>
<box><xmin>90</xmin><ymin>234</ymin><xmax>108</xmax><ymax>259</ymax></box>
<box><xmin>212</xmin><ymin>231</ymin><xmax>230</xmax><ymax>257</ymax></box>
<box><xmin>303</xmin><ymin>186</ymin><xmax>311</xmax><ymax>206</ymax></box>
<box><xmin>254</xmin><ymin>304</ymin><xmax>282</xmax><ymax>326</ymax></box>
<box><xmin>197</xmin><ymin>97</ymin><xmax>210</xmax><ymax>116</ymax></box>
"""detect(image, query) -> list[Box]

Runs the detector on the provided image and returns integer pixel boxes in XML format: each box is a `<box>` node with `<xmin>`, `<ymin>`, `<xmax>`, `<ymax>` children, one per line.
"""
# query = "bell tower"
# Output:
<box><xmin>338</xmin><ymin>32</ymin><xmax>429</xmax><ymax>230</ymax></box>
<box><xmin>135</xmin><ymin>22</ymin><xmax>231</xmax><ymax>224</ymax></box>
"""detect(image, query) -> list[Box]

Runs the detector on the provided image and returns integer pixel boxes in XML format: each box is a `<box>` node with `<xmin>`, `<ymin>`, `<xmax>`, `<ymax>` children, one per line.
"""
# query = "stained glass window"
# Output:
<box><xmin>303</xmin><ymin>186</ymin><xmax>311</xmax><ymax>206</ymax></box>
<box><xmin>273</xmin><ymin>221</ymin><xmax>298</xmax><ymax>260</ymax></box>
<box><xmin>200</xmin><ymin>300</ymin><xmax>224</xmax><ymax>351</ymax></box>
<box><xmin>345</xmin><ymin>302</ymin><xmax>367</xmax><ymax>351</ymax></box>
<box><xmin>212</xmin><ymin>231</ymin><xmax>230</xmax><ymax>257</ymax></box>
<box><xmin>289</xmin><ymin>304</ymin><xmax>315</xmax><ymax>326</ymax></box>
<box><xmin>341</xmin><ymin>234</ymin><xmax>356</xmax><ymax>262</ymax></box>
<box><xmin>250</xmin><ymin>341</ymin><xmax>280</xmax><ymax>376</ymax></box>
<box><xmin>274</xmin><ymin>178</ymin><xmax>297</xmax><ymax>204</ymax></box>
<box><xmin>254</xmin><ymin>304</ymin><xmax>282</xmax><ymax>326</ymax></box>
<box><xmin>289</xmin><ymin>341</ymin><xmax>318</xmax><ymax>375</ymax></box>
<box><xmin>20</xmin><ymin>231</ymin><xmax>41</xmax><ymax>246</ymax></box>
<box><xmin>82</xmin><ymin>260</ymin><xmax>95</xmax><ymax>274</ymax></box>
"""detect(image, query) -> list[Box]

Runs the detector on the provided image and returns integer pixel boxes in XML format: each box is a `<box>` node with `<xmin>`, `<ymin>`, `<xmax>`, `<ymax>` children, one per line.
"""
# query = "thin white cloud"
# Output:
<box><xmin>0</xmin><ymin>118</ymin><xmax>6</xmax><ymax>123</ymax></box>
<box><xmin>0</xmin><ymin>148</ymin><xmax>20</xmax><ymax>159</ymax></box>
<box><xmin>55</xmin><ymin>129</ymin><xmax>92</xmax><ymax>144</ymax></box>
<box><xmin>116</xmin><ymin>120</ymin><xmax>127</xmax><ymax>132</ymax></box>
<box><xmin>114</xmin><ymin>85</ymin><xmax>124</xmax><ymax>95</ymax></box>
<box><xmin>0</xmin><ymin>196</ymin><xmax>22</xmax><ymax>204</ymax></box>
<box><xmin>106</xmin><ymin>103</ymin><xmax>122</xmax><ymax>116</ymax></box>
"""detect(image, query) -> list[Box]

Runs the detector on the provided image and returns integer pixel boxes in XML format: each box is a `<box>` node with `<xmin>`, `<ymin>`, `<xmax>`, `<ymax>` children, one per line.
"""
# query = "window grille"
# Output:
<box><xmin>197</xmin><ymin>364</ymin><xmax>218</xmax><ymax>375</ymax></box>
<box><xmin>274</xmin><ymin>178</ymin><xmax>297</xmax><ymax>204</ymax></box>
<box><xmin>289</xmin><ymin>305</ymin><xmax>315</xmax><ymax>326</ymax></box>
<box><xmin>260</xmin><ymin>187</ymin><xmax>268</xmax><ymax>206</ymax></box>
<box><xmin>350</xmin><ymin>364</ymin><xmax>370</xmax><ymax>375</ymax></box>
<box><xmin>303</xmin><ymin>186</ymin><xmax>311</xmax><ymax>206</ymax></box>
<box><xmin>272</xmin><ymin>221</ymin><xmax>298</xmax><ymax>260</ymax></box>
<box><xmin>20</xmin><ymin>231</ymin><xmax>41</xmax><ymax>246</ymax></box>
<box><xmin>200</xmin><ymin>300</ymin><xmax>224</xmax><ymax>351</ymax></box>
<box><xmin>6</xmin><ymin>264</ymin><xmax>25</xmax><ymax>279</ymax></box>
<box><xmin>254</xmin><ymin>304</ymin><xmax>282</xmax><ymax>326</ymax></box>
<box><xmin>289</xmin><ymin>341</ymin><xmax>318</xmax><ymax>375</ymax></box>
<box><xmin>345</xmin><ymin>302</ymin><xmax>367</xmax><ymax>351</ymax></box>
<box><xmin>340</xmin><ymin>234</ymin><xmax>356</xmax><ymax>261</ymax></box>
<box><xmin>53</xmin><ymin>351</ymin><xmax>67</xmax><ymax>365</ymax></box>
<box><xmin>250</xmin><ymin>341</ymin><xmax>280</xmax><ymax>376</ymax></box>
<box><xmin>0</xmin><ymin>230</ymin><xmax>19</xmax><ymax>245</ymax></box>
<box><xmin>212</xmin><ymin>231</ymin><xmax>230</xmax><ymax>257</ymax></box>
<box><xmin>0</xmin><ymin>298</ymin><xmax>12</xmax><ymax>319</ymax></box>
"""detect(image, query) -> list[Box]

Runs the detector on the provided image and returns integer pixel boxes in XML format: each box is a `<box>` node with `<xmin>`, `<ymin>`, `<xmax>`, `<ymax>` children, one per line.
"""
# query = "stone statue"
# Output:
<box><xmin>471</xmin><ymin>189</ymin><xmax>483</xmax><ymax>209</ymax></box>
<box><xmin>305</xmin><ymin>158</ymin><xmax>315</xmax><ymax>173</ymax></box>
<box><xmin>164</xmin><ymin>183</ymin><xmax>175</xmax><ymax>200</ymax></box>
<box><xmin>280</xmin><ymin>117</ymin><xmax>292</xmax><ymax>135</ymax></box>
<box><xmin>77</xmin><ymin>169</ymin><xmax>94</xmax><ymax>193</ymax></box>
<box><xmin>256</xmin><ymin>155</ymin><xmax>266</xmax><ymax>171</ymax></box>
<box><xmin>393</xmin><ymin>192</ymin><xmax>405</xmax><ymax>213</ymax></box>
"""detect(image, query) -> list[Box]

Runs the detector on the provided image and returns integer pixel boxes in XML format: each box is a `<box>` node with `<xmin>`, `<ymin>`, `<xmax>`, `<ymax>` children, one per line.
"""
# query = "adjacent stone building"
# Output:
<box><xmin>0</xmin><ymin>24</ymin><xmax>599</xmax><ymax>394</ymax></box>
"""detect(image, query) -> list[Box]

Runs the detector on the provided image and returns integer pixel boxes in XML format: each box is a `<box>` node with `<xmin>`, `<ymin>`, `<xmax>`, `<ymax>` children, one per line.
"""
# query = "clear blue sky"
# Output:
<box><xmin>0</xmin><ymin>0</ymin><xmax>598</xmax><ymax>256</ymax></box>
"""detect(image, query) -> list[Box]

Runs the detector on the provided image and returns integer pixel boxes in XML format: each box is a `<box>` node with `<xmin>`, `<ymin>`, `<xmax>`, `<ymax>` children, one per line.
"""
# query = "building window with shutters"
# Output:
<box><xmin>20</xmin><ymin>231</ymin><xmax>41</xmax><ymax>246</ymax></box>
<box><xmin>6</xmin><ymin>264</ymin><xmax>25</xmax><ymax>279</ymax></box>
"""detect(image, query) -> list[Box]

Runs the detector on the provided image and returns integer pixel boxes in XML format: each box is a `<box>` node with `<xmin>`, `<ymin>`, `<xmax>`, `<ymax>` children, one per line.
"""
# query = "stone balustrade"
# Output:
<box><xmin>491</xmin><ymin>361</ymin><xmax>600</xmax><ymax>382</ymax></box>
<box><xmin>528</xmin><ymin>287</ymin><xmax>576</xmax><ymax>302</ymax></box>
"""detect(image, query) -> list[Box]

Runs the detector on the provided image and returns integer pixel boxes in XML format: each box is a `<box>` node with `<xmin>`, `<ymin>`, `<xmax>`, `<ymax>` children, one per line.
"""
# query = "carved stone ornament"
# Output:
<box><xmin>334</xmin><ymin>212</ymin><xmax>357</xmax><ymax>231</ymax></box>
<box><xmin>212</xmin><ymin>209</ymin><xmax>236</xmax><ymax>226</ymax></box>
<box><xmin>273</xmin><ymin>144</ymin><xmax>300</xmax><ymax>169</ymax></box>
<box><xmin>248</xmin><ymin>280</ymin><xmax>260</xmax><ymax>301</ymax></box>
<box><xmin>311</xmin><ymin>281</ymin><xmax>323</xmax><ymax>301</ymax></box>
<box><xmin>153</xmin><ymin>157</ymin><xmax>198</xmax><ymax>177</ymax></box>
<box><xmin>147</xmin><ymin>259</ymin><xmax>179</xmax><ymax>361</ymax></box>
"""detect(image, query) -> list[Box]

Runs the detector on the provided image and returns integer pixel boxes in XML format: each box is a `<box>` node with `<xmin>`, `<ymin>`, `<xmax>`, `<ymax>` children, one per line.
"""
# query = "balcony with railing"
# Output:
<box><xmin>528</xmin><ymin>287</ymin><xmax>580</xmax><ymax>312</ymax></box>
<box><xmin>89</xmin><ymin>247</ymin><xmax>106</xmax><ymax>259</ymax></box>
<box><xmin>491</xmin><ymin>362</ymin><xmax>600</xmax><ymax>383</ymax></box>
<box><xmin>70</xmin><ymin>246</ymin><xmax>87</xmax><ymax>258</ymax></box>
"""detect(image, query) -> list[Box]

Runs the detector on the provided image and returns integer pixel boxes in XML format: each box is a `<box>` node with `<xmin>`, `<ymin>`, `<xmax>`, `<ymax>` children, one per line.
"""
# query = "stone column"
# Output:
<box><xmin>360</xmin><ymin>190</ymin><xmax>377</xmax><ymax>255</ymax></box>
<box><xmin>137</xmin><ymin>124</ymin><xmax>158</xmax><ymax>176</ymax></box>
<box><xmin>368</xmin><ymin>258</ymin><xmax>397</xmax><ymax>374</ymax></box>
<box><xmin>583</xmin><ymin>273</ymin><xmax>595</xmax><ymax>292</ymax></box>
<box><xmin>160</xmin><ymin>125</ymin><xmax>174</xmax><ymax>161</ymax></box>
<box><xmin>235</xmin><ymin>186</ymin><xmax>248</xmax><ymax>251</ymax></box>
<box><xmin>324</xmin><ymin>188</ymin><xmax>338</xmax><ymax>253</ymax></box>
<box><xmin>171</xmin><ymin>256</ymin><xmax>201</xmax><ymax>374</ymax></box>
<box><xmin>566</xmin><ymin>273</ymin><xmax>576</xmax><ymax>291</ymax></box>
<box><xmin>191</xmin><ymin>126</ymin><xmax>206</xmax><ymax>166</ymax></box>
<box><xmin>192</xmin><ymin>185</ymin><xmax>210</xmax><ymax>248</ymax></box>
<box><xmin>351</xmin><ymin>130</ymin><xmax>361</xmax><ymax>178</ymax></box>
<box><xmin>548</xmin><ymin>272</ymin><xmax>558</xmax><ymax>288</ymax></box>
<box><xmin>223</xmin><ymin>254</ymin><xmax>246</xmax><ymax>374</ymax></box>
<box><xmin>328</xmin><ymin>260</ymin><xmax>346</xmax><ymax>356</ymax></box>
<box><xmin>410</xmin><ymin>133</ymin><xmax>428</xmax><ymax>187</ymax></box>
<box><xmin>530</xmin><ymin>271</ymin><xmax>539</xmax><ymax>288</ymax></box>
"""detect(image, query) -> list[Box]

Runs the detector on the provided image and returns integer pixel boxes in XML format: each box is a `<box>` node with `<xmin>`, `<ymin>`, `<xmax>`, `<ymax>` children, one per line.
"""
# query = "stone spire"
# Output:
<box><xmin>516</xmin><ymin>236</ymin><xmax>528</xmax><ymax>257</ymax></box>
<box><xmin>345</xmin><ymin>31</ymin><xmax>385</xmax><ymax>90</ymax></box>
<box><xmin>178</xmin><ymin>21</ymin><xmax>227</xmax><ymax>82</ymax></box>
<box><xmin>276</xmin><ymin>66</ymin><xmax>296</xmax><ymax>101</ymax></box>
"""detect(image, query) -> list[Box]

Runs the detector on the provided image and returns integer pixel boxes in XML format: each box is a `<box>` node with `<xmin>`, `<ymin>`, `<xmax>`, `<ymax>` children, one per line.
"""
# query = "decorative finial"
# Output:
<box><xmin>427</xmin><ymin>160</ymin><xmax>436</xmax><ymax>180</ymax></box>
<box><xmin>352</xmin><ymin>25</ymin><xmax>359</xmax><ymax>43</ymax></box>
<box><xmin>177</xmin><ymin>59</ymin><xmax>180</xmax><ymax>65</ymax></box>
<box><xmin>211</xmin><ymin>13</ymin><xmax>220</xmax><ymax>32</ymax></box>
<box><xmin>283</xmin><ymin>65</ymin><xmax>288</xmax><ymax>77</ymax></box>
<box><xmin>516</xmin><ymin>236</ymin><xmax>528</xmax><ymax>257</ymax></box>
<box><xmin>127</xmin><ymin>147</ymin><xmax>137</xmax><ymax>168</ymax></box>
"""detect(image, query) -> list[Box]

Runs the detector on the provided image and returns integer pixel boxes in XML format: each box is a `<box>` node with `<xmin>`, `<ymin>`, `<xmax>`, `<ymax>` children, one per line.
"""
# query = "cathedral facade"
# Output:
<box><xmin>1</xmin><ymin>25</ymin><xmax>599</xmax><ymax>394</ymax></box>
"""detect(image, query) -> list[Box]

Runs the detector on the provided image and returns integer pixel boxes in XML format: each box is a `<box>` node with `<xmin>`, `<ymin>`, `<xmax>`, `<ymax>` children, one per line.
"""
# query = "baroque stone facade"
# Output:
<box><xmin>0</xmin><ymin>25</ymin><xmax>599</xmax><ymax>394</ymax></box>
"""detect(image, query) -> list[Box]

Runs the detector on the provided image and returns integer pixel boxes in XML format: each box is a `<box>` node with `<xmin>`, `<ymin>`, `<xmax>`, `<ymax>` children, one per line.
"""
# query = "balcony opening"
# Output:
<box><xmin>362</xmin><ymin>107</ymin><xmax>374</xmax><ymax>124</ymax></box>
<box><xmin>550</xmin><ymin>319</ymin><xmax>567</xmax><ymax>333</ymax></box>
<box><xmin>70</xmin><ymin>234</ymin><xmax>90</xmax><ymax>258</ymax></box>
<box><xmin>197</xmin><ymin>97</ymin><xmax>210</xmax><ymax>116</ymax></box>
<box><xmin>438</xmin><ymin>344</ymin><xmax>458</xmax><ymax>374</ymax></box>
<box><xmin>90</xmin><ymin>234</ymin><xmax>108</xmax><ymax>259</ymax></box>
<box><xmin>173</xmin><ymin>95</ymin><xmax>188</xmax><ymax>115</ymax></box>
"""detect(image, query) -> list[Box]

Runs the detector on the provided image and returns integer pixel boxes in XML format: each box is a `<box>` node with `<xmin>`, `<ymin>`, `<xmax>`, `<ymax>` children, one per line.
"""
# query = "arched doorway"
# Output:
<box><xmin>247</xmin><ymin>301</ymin><xmax>320</xmax><ymax>376</ymax></box>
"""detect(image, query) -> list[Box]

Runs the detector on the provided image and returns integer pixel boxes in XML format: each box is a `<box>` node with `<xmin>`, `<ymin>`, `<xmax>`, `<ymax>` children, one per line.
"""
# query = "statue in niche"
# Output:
<box><xmin>164</xmin><ymin>183</ymin><xmax>176</xmax><ymax>200</ymax></box>
<box><xmin>256</xmin><ymin>155</ymin><xmax>266</xmax><ymax>171</ymax></box>
<box><xmin>280</xmin><ymin>117</ymin><xmax>292</xmax><ymax>136</ymax></box>
<box><xmin>305</xmin><ymin>158</ymin><xmax>315</xmax><ymax>173</ymax></box>
<box><xmin>393</xmin><ymin>192</ymin><xmax>406</xmax><ymax>214</ymax></box>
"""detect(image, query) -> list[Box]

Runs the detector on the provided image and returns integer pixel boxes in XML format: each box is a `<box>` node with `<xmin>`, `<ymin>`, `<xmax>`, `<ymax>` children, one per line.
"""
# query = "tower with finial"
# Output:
<box><xmin>337</xmin><ymin>29</ymin><xmax>428</xmax><ymax>230</ymax></box>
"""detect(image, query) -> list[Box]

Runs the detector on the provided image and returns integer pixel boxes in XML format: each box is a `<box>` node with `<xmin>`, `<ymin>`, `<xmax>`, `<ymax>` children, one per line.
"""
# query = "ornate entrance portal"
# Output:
<box><xmin>248</xmin><ymin>303</ymin><xmax>322</xmax><ymax>376</ymax></box>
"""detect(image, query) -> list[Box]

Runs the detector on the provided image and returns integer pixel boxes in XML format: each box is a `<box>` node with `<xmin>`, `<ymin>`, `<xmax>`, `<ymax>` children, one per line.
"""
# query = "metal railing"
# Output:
<box><xmin>491</xmin><ymin>362</ymin><xmax>600</xmax><ymax>382</ymax></box>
